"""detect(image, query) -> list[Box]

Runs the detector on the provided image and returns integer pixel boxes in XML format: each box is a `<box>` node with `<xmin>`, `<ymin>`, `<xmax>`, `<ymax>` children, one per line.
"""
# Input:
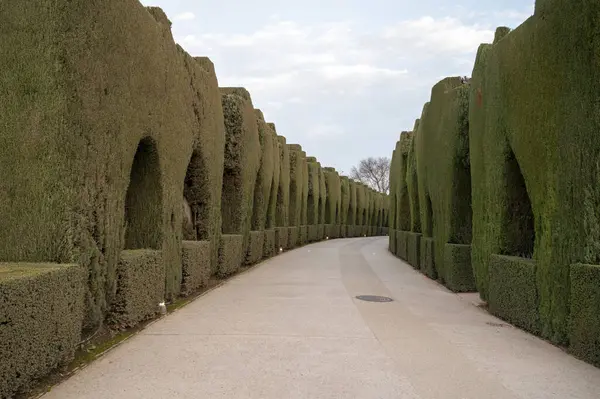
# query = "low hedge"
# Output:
<box><xmin>110</xmin><ymin>249</ymin><xmax>164</xmax><ymax>324</ymax></box>
<box><xmin>406</xmin><ymin>232</ymin><xmax>421</xmax><ymax>268</ymax></box>
<box><xmin>489</xmin><ymin>254</ymin><xmax>540</xmax><ymax>334</ymax></box>
<box><xmin>569</xmin><ymin>263</ymin><xmax>600</xmax><ymax>367</ymax></box>
<box><xmin>420</xmin><ymin>237</ymin><xmax>436</xmax><ymax>279</ymax></box>
<box><xmin>444</xmin><ymin>244</ymin><xmax>476</xmax><ymax>292</ymax></box>
<box><xmin>275</xmin><ymin>227</ymin><xmax>288</xmax><ymax>250</ymax></box>
<box><xmin>317</xmin><ymin>224</ymin><xmax>325</xmax><ymax>240</ymax></box>
<box><xmin>263</xmin><ymin>229</ymin><xmax>276</xmax><ymax>258</ymax></box>
<box><xmin>0</xmin><ymin>263</ymin><xmax>85</xmax><ymax>398</ymax></box>
<box><xmin>109</xmin><ymin>250</ymin><xmax>164</xmax><ymax>329</ymax></box>
<box><xmin>340</xmin><ymin>225</ymin><xmax>347</xmax><ymax>238</ymax></box>
<box><xmin>396</xmin><ymin>230</ymin><xmax>408</xmax><ymax>260</ymax></box>
<box><xmin>288</xmin><ymin>226</ymin><xmax>299</xmax><ymax>248</ymax></box>
<box><xmin>308</xmin><ymin>225</ymin><xmax>319</xmax><ymax>242</ymax></box>
<box><xmin>217</xmin><ymin>234</ymin><xmax>244</xmax><ymax>276</ymax></box>
<box><xmin>389</xmin><ymin>229</ymin><xmax>397</xmax><ymax>254</ymax></box>
<box><xmin>245</xmin><ymin>231</ymin><xmax>264</xmax><ymax>265</ymax></box>
<box><xmin>181</xmin><ymin>240</ymin><xmax>211</xmax><ymax>296</ymax></box>
<box><xmin>299</xmin><ymin>225</ymin><xmax>308</xmax><ymax>245</ymax></box>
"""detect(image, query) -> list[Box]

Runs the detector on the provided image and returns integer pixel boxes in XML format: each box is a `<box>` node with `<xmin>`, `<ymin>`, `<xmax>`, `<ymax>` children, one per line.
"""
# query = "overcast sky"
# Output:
<box><xmin>140</xmin><ymin>0</ymin><xmax>534</xmax><ymax>174</ymax></box>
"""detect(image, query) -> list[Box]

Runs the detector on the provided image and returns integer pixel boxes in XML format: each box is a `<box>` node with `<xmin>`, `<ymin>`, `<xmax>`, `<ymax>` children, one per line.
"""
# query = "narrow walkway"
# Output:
<box><xmin>44</xmin><ymin>238</ymin><xmax>600</xmax><ymax>399</ymax></box>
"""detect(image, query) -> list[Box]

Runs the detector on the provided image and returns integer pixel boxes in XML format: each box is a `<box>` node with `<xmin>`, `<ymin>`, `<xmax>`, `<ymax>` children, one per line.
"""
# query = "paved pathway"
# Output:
<box><xmin>43</xmin><ymin>237</ymin><xmax>600</xmax><ymax>398</ymax></box>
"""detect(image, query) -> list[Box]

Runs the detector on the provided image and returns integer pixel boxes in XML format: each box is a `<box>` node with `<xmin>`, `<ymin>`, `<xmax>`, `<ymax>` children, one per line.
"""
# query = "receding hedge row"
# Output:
<box><xmin>388</xmin><ymin>0</ymin><xmax>600</xmax><ymax>368</ymax></box>
<box><xmin>0</xmin><ymin>3</ymin><xmax>390</xmax><ymax>396</ymax></box>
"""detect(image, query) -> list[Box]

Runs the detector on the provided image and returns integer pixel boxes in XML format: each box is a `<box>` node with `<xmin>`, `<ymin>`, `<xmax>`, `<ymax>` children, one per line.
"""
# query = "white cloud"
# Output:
<box><xmin>306</xmin><ymin>124</ymin><xmax>345</xmax><ymax>139</ymax></box>
<box><xmin>173</xmin><ymin>12</ymin><xmax>196</xmax><ymax>21</ymax></box>
<box><xmin>382</xmin><ymin>16</ymin><xmax>493</xmax><ymax>54</ymax></box>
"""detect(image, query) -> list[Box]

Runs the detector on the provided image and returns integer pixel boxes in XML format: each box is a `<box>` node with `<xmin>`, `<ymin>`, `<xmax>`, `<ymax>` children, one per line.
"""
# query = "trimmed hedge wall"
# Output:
<box><xmin>181</xmin><ymin>241</ymin><xmax>211</xmax><ymax>296</ymax></box>
<box><xmin>420</xmin><ymin>237</ymin><xmax>436</xmax><ymax>279</ymax></box>
<box><xmin>288</xmin><ymin>226</ymin><xmax>299</xmax><ymax>249</ymax></box>
<box><xmin>217</xmin><ymin>234</ymin><xmax>244</xmax><ymax>276</ymax></box>
<box><xmin>569</xmin><ymin>264</ymin><xmax>600</xmax><ymax>367</ymax></box>
<box><xmin>288</xmin><ymin>144</ymin><xmax>305</xmax><ymax>228</ymax></box>
<box><xmin>406</xmin><ymin>232</ymin><xmax>421</xmax><ymax>268</ymax></box>
<box><xmin>263</xmin><ymin>229</ymin><xmax>276</xmax><ymax>258</ymax></box>
<box><xmin>109</xmin><ymin>250</ymin><xmax>164</xmax><ymax>329</ymax></box>
<box><xmin>0</xmin><ymin>264</ymin><xmax>85</xmax><ymax>398</ymax></box>
<box><xmin>389</xmin><ymin>229</ymin><xmax>397</xmax><ymax>254</ymax></box>
<box><xmin>308</xmin><ymin>225</ymin><xmax>319</xmax><ymax>243</ymax></box>
<box><xmin>275</xmin><ymin>135</ymin><xmax>290</xmax><ymax>228</ymax></box>
<box><xmin>299</xmin><ymin>225</ymin><xmax>308</xmax><ymax>245</ymax></box>
<box><xmin>444</xmin><ymin>244</ymin><xmax>476</xmax><ymax>292</ymax></box>
<box><xmin>275</xmin><ymin>227</ymin><xmax>288</xmax><ymax>250</ymax></box>
<box><xmin>489</xmin><ymin>254</ymin><xmax>540</xmax><ymax>335</ymax></box>
<box><xmin>245</xmin><ymin>231</ymin><xmax>264</xmax><ymax>265</ymax></box>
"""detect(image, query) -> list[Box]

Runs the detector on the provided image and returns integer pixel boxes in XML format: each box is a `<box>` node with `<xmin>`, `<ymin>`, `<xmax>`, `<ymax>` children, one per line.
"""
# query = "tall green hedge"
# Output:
<box><xmin>301</xmin><ymin>152</ymin><xmax>309</xmax><ymax>226</ymax></box>
<box><xmin>324</xmin><ymin>168</ymin><xmax>341</xmax><ymax>225</ymax></box>
<box><xmin>220</xmin><ymin>88</ymin><xmax>261</xmax><ymax>255</ymax></box>
<box><xmin>0</xmin><ymin>2</ymin><xmax>229</xmax><ymax>329</ymax></box>
<box><xmin>275</xmin><ymin>136</ymin><xmax>290</xmax><ymax>227</ymax></box>
<box><xmin>287</xmin><ymin>144</ymin><xmax>304</xmax><ymax>227</ymax></box>
<box><xmin>307</xmin><ymin>160</ymin><xmax>320</xmax><ymax>225</ymax></box>
<box><xmin>251</xmin><ymin>110</ymin><xmax>274</xmax><ymax>232</ymax></box>
<box><xmin>265</xmin><ymin>123</ymin><xmax>281</xmax><ymax>229</ymax></box>
<box><xmin>347</xmin><ymin>180</ymin><xmax>358</xmax><ymax>227</ymax></box>
<box><xmin>469</xmin><ymin>3</ymin><xmax>600</xmax><ymax>343</ymax></box>
<box><xmin>414</xmin><ymin>77</ymin><xmax>473</xmax><ymax>287</ymax></box>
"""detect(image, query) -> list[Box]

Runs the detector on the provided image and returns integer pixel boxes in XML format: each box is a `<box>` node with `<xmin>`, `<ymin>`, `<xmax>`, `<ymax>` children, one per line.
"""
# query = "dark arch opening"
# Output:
<box><xmin>221</xmin><ymin>163</ymin><xmax>243</xmax><ymax>234</ymax></box>
<box><xmin>275</xmin><ymin>184</ymin><xmax>285</xmax><ymax>226</ymax></box>
<box><xmin>423</xmin><ymin>194</ymin><xmax>434</xmax><ymax>237</ymax></box>
<box><xmin>410</xmin><ymin>167</ymin><xmax>421</xmax><ymax>233</ymax></box>
<box><xmin>308</xmin><ymin>190</ymin><xmax>316</xmax><ymax>224</ymax></box>
<box><xmin>183</xmin><ymin>151</ymin><xmax>210</xmax><ymax>240</ymax></box>
<box><xmin>324</xmin><ymin>196</ymin><xmax>332</xmax><ymax>224</ymax></box>
<box><xmin>124</xmin><ymin>137</ymin><xmax>163</xmax><ymax>250</ymax></box>
<box><xmin>266</xmin><ymin>174</ymin><xmax>278</xmax><ymax>229</ymax></box>
<box><xmin>362</xmin><ymin>209</ymin><xmax>367</xmax><ymax>226</ymax></box>
<box><xmin>318</xmin><ymin>197</ymin><xmax>323</xmax><ymax>224</ymax></box>
<box><xmin>449</xmin><ymin>151</ymin><xmax>473</xmax><ymax>244</ymax></box>
<box><xmin>398</xmin><ymin>155</ymin><xmax>411</xmax><ymax>231</ymax></box>
<box><xmin>347</xmin><ymin>196</ymin><xmax>354</xmax><ymax>225</ymax></box>
<box><xmin>501</xmin><ymin>148</ymin><xmax>535</xmax><ymax>258</ymax></box>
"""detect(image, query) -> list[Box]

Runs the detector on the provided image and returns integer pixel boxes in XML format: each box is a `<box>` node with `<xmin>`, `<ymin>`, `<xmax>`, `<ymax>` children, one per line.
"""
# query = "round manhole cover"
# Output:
<box><xmin>355</xmin><ymin>295</ymin><xmax>393</xmax><ymax>303</ymax></box>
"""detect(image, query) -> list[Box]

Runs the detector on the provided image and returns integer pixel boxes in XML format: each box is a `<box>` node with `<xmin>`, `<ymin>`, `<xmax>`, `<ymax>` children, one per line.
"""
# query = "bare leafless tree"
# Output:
<box><xmin>350</xmin><ymin>157</ymin><xmax>390</xmax><ymax>194</ymax></box>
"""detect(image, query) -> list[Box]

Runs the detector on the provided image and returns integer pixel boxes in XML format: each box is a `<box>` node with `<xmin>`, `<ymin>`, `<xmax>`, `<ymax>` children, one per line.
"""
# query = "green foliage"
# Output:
<box><xmin>275</xmin><ymin>227</ymin><xmax>288</xmax><ymax>250</ymax></box>
<box><xmin>0</xmin><ymin>264</ymin><xmax>85</xmax><ymax>398</ymax></box>
<box><xmin>288</xmin><ymin>144</ymin><xmax>305</xmax><ymax>227</ymax></box>
<box><xmin>263</xmin><ymin>229</ymin><xmax>276</xmax><ymax>258</ymax></box>
<box><xmin>406</xmin><ymin>232</ymin><xmax>421</xmax><ymax>268</ymax></box>
<box><xmin>288</xmin><ymin>226</ymin><xmax>299</xmax><ymax>248</ymax></box>
<box><xmin>245</xmin><ymin>231</ymin><xmax>264</xmax><ymax>265</ymax></box>
<box><xmin>250</xmin><ymin>110</ymin><xmax>275</xmax><ymax>232</ymax></box>
<box><xmin>414</xmin><ymin>78</ymin><xmax>473</xmax><ymax>285</ymax></box>
<box><xmin>108</xmin><ymin>250</ymin><xmax>164</xmax><ymax>329</ymax></box>
<box><xmin>569</xmin><ymin>263</ymin><xmax>600</xmax><ymax>367</ymax></box>
<box><xmin>181</xmin><ymin>240</ymin><xmax>211</xmax><ymax>296</ymax></box>
<box><xmin>275</xmin><ymin>136</ymin><xmax>290</xmax><ymax>227</ymax></box>
<box><xmin>307</xmin><ymin>161</ymin><xmax>320</xmax><ymax>225</ymax></box>
<box><xmin>444</xmin><ymin>244</ymin><xmax>476</xmax><ymax>292</ymax></box>
<box><xmin>468</xmin><ymin>6</ymin><xmax>600</xmax><ymax>342</ymax></box>
<box><xmin>217</xmin><ymin>234</ymin><xmax>244</xmax><ymax>276</ymax></box>
<box><xmin>324</xmin><ymin>168</ymin><xmax>341</xmax><ymax>225</ymax></box>
<box><xmin>420</xmin><ymin>238</ymin><xmax>436</xmax><ymax>279</ymax></box>
<box><xmin>489</xmin><ymin>255</ymin><xmax>540</xmax><ymax>334</ymax></box>
<box><xmin>265</xmin><ymin>125</ymin><xmax>281</xmax><ymax>229</ymax></box>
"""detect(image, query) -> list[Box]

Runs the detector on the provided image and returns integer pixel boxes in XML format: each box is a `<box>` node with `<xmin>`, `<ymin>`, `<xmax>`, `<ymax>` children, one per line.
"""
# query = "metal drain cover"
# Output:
<box><xmin>355</xmin><ymin>295</ymin><xmax>393</xmax><ymax>303</ymax></box>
